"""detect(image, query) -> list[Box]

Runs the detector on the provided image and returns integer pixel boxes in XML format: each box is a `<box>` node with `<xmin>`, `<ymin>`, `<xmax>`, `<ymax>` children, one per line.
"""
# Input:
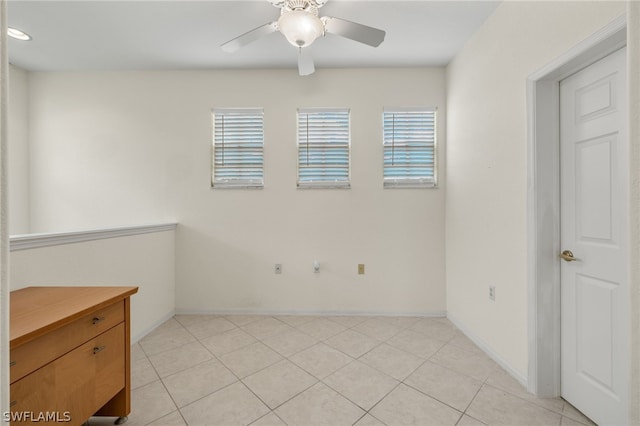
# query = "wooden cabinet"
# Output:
<box><xmin>9</xmin><ymin>287</ymin><xmax>138</xmax><ymax>426</ymax></box>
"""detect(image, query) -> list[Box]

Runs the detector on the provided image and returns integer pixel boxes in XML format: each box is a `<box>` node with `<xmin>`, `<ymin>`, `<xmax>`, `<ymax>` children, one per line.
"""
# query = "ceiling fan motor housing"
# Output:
<box><xmin>287</xmin><ymin>0</ymin><xmax>312</xmax><ymax>11</ymax></box>
<box><xmin>270</xmin><ymin>0</ymin><xmax>327</xmax><ymax>10</ymax></box>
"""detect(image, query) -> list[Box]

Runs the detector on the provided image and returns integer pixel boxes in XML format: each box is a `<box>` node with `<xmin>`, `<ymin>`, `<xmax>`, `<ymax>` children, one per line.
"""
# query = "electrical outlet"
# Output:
<box><xmin>275</xmin><ymin>264</ymin><xmax>282</xmax><ymax>274</ymax></box>
<box><xmin>489</xmin><ymin>285</ymin><xmax>496</xmax><ymax>301</ymax></box>
<box><xmin>358</xmin><ymin>264</ymin><xmax>365</xmax><ymax>275</ymax></box>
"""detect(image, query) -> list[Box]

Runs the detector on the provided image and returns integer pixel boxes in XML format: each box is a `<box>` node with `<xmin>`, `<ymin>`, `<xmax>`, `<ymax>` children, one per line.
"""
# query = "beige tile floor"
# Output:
<box><xmin>89</xmin><ymin>315</ymin><xmax>596</xmax><ymax>426</ymax></box>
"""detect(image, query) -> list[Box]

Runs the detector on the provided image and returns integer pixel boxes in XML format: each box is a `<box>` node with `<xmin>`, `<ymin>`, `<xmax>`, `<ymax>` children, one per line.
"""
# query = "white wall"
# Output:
<box><xmin>10</xmin><ymin>229</ymin><xmax>176</xmax><ymax>342</ymax></box>
<box><xmin>25</xmin><ymin>68</ymin><xmax>446</xmax><ymax>315</ymax></box>
<box><xmin>445</xmin><ymin>1</ymin><xmax>627</xmax><ymax>379</ymax></box>
<box><xmin>8</xmin><ymin>65</ymin><xmax>29</xmax><ymax>235</ymax></box>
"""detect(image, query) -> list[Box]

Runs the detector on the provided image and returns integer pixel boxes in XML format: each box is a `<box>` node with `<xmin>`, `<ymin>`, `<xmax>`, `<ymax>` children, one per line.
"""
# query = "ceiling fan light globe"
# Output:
<box><xmin>278</xmin><ymin>10</ymin><xmax>324</xmax><ymax>48</ymax></box>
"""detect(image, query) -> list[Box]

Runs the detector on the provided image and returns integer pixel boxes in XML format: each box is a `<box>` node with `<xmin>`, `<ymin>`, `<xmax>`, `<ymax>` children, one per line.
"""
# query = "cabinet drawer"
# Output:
<box><xmin>10</xmin><ymin>323</ymin><xmax>125</xmax><ymax>426</ymax></box>
<box><xmin>10</xmin><ymin>301</ymin><xmax>124</xmax><ymax>384</ymax></box>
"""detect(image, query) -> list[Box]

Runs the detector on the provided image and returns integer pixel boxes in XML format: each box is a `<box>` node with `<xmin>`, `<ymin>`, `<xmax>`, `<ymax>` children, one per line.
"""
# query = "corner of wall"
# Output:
<box><xmin>444</xmin><ymin>0</ymin><xmax>628</xmax><ymax>382</ymax></box>
<box><xmin>627</xmin><ymin>2</ymin><xmax>640</xmax><ymax>424</ymax></box>
<box><xmin>8</xmin><ymin>64</ymin><xmax>30</xmax><ymax>235</ymax></box>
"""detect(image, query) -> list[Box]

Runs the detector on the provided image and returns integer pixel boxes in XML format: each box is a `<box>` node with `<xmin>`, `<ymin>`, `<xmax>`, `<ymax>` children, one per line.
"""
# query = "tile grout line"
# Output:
<box><xmin>458</xmin><ymin>383</ymin><xmax>486</xmax><ymax>425</ymax></box>
<box><xmin>236</xmin><ymin>315</ymin><xmax>382</xmax><ymax>425</ymax></box>
<box><xmin>138</xmin><ymin>325</ymin><xmax>189</xmax><ymax>424</ymax></box>
<box><xmin>168</xmin><ymin>321</ymin><xmax>260</xmax><ymax>424</ymax></box>
<box><xmin>144</xmin><ymin>316</ymin><xmax>443</xmax><ymax>415</ymax></box>
<box><xmin>139</xmin><ymin>316</ymin><xmax>406</xmax><ymax>424</ymax></box>
<box><xmin>171</xmin><ymin>327</ymin><xmax>269</xmax><ymax>426</ymax></box>
<box><xmin>199</xmin><ymin>316</ymin><xmax>319</xmax><ymax>425</ymax></box>
<box><xmin>158</xmin><ymin>320</ymin><xmax>230</xmax><ymax>424</ymax></box>
<box><xmin>275</xmin><ymin>315</ymin><xmax>419</xmax><ymax>423</ymax></box>
<box><xmin>130</xmin><ymin>344</ymin><xmax>183</xmax><ymax>425</ymax></box>
<box><xmin>135</xmin><ymin>314</ymin><xmax>584</xmax><ymax>426</ymax></box>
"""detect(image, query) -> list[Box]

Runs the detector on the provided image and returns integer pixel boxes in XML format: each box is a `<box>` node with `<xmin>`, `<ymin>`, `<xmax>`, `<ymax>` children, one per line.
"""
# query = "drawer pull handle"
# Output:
<box><xmin>92</xmin><ymin>316</ymin><xmax>106</xmax><ymax>325</ymax></box>
<box><xmin>93</xmin><ymin>345</ymin><xmax>106</xmax><ymax>355</ymax></box>
<box><xmin>10</xmin><ymin>400</ymin><xmax>16</xmax><ymax>407</ymax></box>
<box><xmin>9</xmin><ymin>360</ymin><xmax>16</xmax><ymax>367</ymax></box>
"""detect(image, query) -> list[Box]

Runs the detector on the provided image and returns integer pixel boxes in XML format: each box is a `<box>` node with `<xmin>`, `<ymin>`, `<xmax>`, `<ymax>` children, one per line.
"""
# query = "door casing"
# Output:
<box><xmin>526</xmin><ymin>15</ymin><xmax>627</xmax><ymax>398</ymax></box>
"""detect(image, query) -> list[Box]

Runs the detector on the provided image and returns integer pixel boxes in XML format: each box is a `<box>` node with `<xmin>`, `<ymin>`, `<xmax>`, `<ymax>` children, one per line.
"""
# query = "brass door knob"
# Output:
<box><xmin>560</xmin><ymin>250</ymin><xmax>578</xmax><ymax>262</ymax></box>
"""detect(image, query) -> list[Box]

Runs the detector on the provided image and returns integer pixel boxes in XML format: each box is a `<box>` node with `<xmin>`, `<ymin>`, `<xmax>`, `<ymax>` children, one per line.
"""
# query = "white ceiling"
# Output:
<box><xmin>7</xmin><ymin>0</ymin><xmax>500</xmax><ymax>72</ymax></box>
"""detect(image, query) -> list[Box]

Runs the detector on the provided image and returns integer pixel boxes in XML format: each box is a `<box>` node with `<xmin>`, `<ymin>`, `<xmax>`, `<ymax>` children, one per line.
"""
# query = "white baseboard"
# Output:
<box><xmin>131</xmin><ymin>310</ymin><xmax>176</xmax><ymax>344</ymax></box>
<box><xmin>173</xmin><ymin>308</ymin><xmax>447</xmax><ymax>318</ymax></box>
<box><xmin>133</xmin><ymin>308</ymin><xmax>526</xmax><ymax>391</ymax></box>
<box><xmin>447</xmin><ymin>312</ymin><xmax>528</xmax><ymax>389</ymax></box>
<box><xmin>134</xmin><ymin>309</ymin><xmax>446</xmax><ymax>342</ymax></box>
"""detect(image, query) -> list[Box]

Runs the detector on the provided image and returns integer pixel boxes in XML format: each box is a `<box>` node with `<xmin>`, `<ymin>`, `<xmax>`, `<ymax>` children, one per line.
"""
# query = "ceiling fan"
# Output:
<box><xmin>220</xmin><ymin>0</ymin><xmax>386</xmax><ymax>76</ymax></box>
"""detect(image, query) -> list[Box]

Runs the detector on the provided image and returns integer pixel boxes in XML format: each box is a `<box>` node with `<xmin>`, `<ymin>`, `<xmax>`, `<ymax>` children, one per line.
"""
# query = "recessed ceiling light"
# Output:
<box><xmin>8</xmin><ymin>27</ymin><xmax>32</xmax><ymax>41</ymax></box>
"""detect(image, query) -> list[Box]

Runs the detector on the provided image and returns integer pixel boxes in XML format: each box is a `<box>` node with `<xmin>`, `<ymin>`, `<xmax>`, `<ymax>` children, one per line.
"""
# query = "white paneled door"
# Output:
<box><xmin>560</xmin><ymin>47</ymin><xmax>628</xmax><ymax>426</ymax></box>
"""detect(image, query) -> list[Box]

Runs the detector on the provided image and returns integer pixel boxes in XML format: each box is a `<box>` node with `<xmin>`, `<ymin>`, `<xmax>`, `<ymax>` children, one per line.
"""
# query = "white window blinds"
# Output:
<box><xmin>383</xmin><ymin>107</ymin><xmax>437</xmax><ymax>188</ymax></box>
<box><xmin>297</xmin><ymin>108</ymin><xmax>350</xmax><ymax>189</ymax></box>
<box><xmin>212</xmin><ymin>108</ymin><xmax>264</xmax><ymax>188</ymax></box>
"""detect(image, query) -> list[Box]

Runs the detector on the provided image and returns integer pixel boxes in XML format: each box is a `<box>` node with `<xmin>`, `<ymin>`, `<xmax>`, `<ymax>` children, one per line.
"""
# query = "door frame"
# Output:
<box><xmin>526</xmin><ymin>15</ymin><xmax>627</xmax><ymax>398</ymax></box>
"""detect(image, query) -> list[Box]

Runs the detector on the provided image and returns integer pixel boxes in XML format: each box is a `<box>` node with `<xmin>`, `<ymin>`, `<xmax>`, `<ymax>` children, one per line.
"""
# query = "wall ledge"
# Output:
<box><xmin>10</xmin><ymin>223</ymin><xmax>177</xmax><ymax>252</ymax></box>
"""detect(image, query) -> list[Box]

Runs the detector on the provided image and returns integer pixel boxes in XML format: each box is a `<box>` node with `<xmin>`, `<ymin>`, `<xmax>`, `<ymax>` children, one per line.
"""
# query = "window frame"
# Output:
<box><xmin>211</xmin><ymin>107</ymin><xmax>265</xmax><ymax>189</ymax></box>
<box><xmin>296</xmin><ymin>107</ymin><xmax>351</xmax><ymax>189</ymax></box>
<box><xmin>382</xmin><ymin>106</ymin><xmax>438</xmax><ymax>189</ymax></box>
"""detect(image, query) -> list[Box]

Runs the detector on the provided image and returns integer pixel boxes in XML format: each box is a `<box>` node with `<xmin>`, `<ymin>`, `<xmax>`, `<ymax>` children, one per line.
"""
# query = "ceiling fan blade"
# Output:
<box><xmin>220</xmin><ymin>22</ymin><xmax>278</xmax><ymax>53</ymax></box>
<box><xmin>298</xmin><ymin>48</ymin><xmax>315</xmax><ymax>76</ymax></box>
<box><xmin>323</xmin><ymin>17</ymin><xmax>385</xmax><ymax>47</ymax></box>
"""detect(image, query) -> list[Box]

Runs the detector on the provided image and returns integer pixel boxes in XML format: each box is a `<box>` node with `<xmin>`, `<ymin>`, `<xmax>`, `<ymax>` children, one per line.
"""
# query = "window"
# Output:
<box><xmin>383</xmin><ymin>107</ymin><xmax>437</xmax><ymax>188</ymax></box>
<box><xmin>297</xmin><ymin>108</ymin><xmax>350</xmax><ymax>188</ymax></box>
<box><xmin>212</xmin><ymin>108</ymin><xmax>264</xmax><ymax>188</ymax></box>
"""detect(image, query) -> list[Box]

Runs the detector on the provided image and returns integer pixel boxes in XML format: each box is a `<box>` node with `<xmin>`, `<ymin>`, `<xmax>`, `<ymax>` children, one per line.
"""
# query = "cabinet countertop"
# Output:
<box><xmin>10</xmin><ymin>286</ymin><xmax>139</xmax><ymax>349</ymax></box>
